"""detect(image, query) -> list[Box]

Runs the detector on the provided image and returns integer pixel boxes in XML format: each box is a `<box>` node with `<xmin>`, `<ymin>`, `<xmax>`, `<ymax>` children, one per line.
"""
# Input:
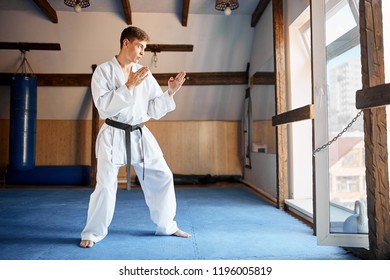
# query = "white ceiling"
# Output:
<box><xmin>0</xmin><ymin>0</ymin><xmax>259</xmax><ymax>16</ymax></box>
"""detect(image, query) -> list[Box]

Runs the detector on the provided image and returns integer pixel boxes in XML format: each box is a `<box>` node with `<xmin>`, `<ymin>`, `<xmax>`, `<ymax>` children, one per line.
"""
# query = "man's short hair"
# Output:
<box><xmin>120</xmin><ymin>26</ymin><xmax>150</xmax><ymax>48</ymax></box>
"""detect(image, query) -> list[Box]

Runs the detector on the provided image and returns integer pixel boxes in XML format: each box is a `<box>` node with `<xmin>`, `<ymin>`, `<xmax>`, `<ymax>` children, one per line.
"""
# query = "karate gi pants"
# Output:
<box><xmin>81</xmin><ymin>156</ymin><xmax>179</xmax><ymax>243</ymax></box>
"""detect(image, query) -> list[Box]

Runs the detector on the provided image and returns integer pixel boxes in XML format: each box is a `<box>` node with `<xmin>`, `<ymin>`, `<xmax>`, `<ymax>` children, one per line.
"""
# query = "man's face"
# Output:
<box><xmin>123</xmin><ymin>38</ymin><xmax>147</xmax><ymax>63</ymax></box>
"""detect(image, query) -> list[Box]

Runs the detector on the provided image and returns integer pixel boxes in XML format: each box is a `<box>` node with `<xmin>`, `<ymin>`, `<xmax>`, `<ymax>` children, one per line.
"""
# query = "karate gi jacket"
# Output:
<box><xmin>91</xmin><ymin>57</ymin><xmax>176</xmax><ymax>165</ymax></box>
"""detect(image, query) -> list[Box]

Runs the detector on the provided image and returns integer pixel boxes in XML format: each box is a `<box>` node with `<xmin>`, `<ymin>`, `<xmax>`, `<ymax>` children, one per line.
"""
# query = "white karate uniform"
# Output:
<box><xmin>81</xmin><ymin>57</ymin><xmax>179</xmax><ymax>243</ymax></box>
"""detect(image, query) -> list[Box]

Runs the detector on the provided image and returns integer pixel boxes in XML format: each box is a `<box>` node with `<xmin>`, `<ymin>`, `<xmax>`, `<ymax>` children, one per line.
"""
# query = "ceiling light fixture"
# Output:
<box><xmin>215</xmin><ymin>0</ymin><xmax>239</xmax><ymax>16</ymax></box>
<box><xmin>64</xmin><ymin>0</ymin><xmax>90</xmax><ymax>13</ymax></box>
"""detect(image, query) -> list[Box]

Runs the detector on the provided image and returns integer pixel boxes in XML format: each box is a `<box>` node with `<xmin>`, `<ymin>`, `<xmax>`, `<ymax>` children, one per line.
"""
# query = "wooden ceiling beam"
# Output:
<box><xmin>359</xmin><ymin>0</ymin><xmax>390</xmax><ymax>260</ymax></box>
<box><xmin>145</xmin><ymin>44</ymin><xmax>193</xmax><ymax>52</ymax></box>
<box><xmin>0</xmin><ymin>73</ymin><xmax>90</xmax><ymax>87</ymax></box>
<box><xmin>272</xmin><ymin>104</ymin><xmax>314</xmax><ymax>126</ymax></box>
<box><xmin>121</xmin><ymin>0</ymin><xmax>132</xmax><ymax>25</ymax></box>
<box><xmin>155</xmin><ymin>72</ymin><xmax>246</xmax><ymax>85</ymax></box>
<box><xmin>0</xmin><ymin>42</ymin><xmax>61</xmax><ymax>51</ymax></box>
<box><xmin>0</xmin><ymin>71</ymin><xmax>275</xmax><ymax>87</ymax></box>
<box><xmin>32</xmin><ymin>0</ymin><xmax>58</xmax><ymax>24</ymax></box>
<box><xmin>182</xmin><ymin>0</ymin><xmax>190</xmax><ymax>26</ymax></box>
<box><xmin>356</xmin><ymin>83</ymin><xmax>390</xmax><ymax>110</ymax></box>
<box><xmin>252</xmin><ymin>71</ymin><xmax>275</xmax><ymax>84</ymax></box>
<box><xmin>251</xmin><ymin>0</ymin><xmax>271</xmax><ymax>27</ymax></box>
<box><xmin>272</xmin><ymin>0</ymin><xmax>288</xmax><ymax>209</ymax></box>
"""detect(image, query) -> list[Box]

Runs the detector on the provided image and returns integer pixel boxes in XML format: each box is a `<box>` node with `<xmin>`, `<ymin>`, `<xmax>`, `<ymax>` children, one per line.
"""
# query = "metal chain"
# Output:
<box><xmin>15</xmin><ymin>50</ymin><xmax>34</xmax><ymax>75</ymax></box>
<box><xmin>313</xmin><ymin>110</ymin><xmax>363</xmax><ymax>156</ymax></box>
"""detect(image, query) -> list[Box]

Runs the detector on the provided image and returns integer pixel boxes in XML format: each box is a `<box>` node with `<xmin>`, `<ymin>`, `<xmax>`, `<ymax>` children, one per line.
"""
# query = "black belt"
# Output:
<box><xmin>105</xmin><ymin>118</ymin><xmax>144</xmax><ymax>190</ymax></box>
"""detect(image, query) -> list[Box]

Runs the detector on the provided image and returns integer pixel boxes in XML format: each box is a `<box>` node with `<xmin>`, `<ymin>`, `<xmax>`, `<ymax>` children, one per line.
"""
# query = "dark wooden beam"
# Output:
<box><xmin>32</xmin><ymin>0</ymin><xmax>58</xmax><ymax>24</ymax></box>
<box><xmin>145</xmin><ymin>44</ymin><xmax>193</xmax><ymax>53</ymax></box>
<box><xmin>33</xmin><ymin>74</ymin><xmax>91</xmax><ymax>87</ymax></box>
<box><xmin>0</xmin><ymin>71</ymin><xmax>248</xmax><ymax>87</ymax></box>
<box><xmin>273</xmin><ymin>0</ymin><xmax>288</xmax><ymax>209</ymax></box>
<box><xmin>121</xmin><ymin>0</ymin><xmax>132</xmax><ymax>25</ymax></box>
<box><xmin>155</xmin><ymin>72</ymin><xmax>246</xmax><ymax>85</ymax></box>
<box><xmin>0</xmin><ymin>73</ymin><xmax>89</xmax><ymax>87</ymax></box>
<box><xmin>356</xmin><ymin>83</ymin><xmax>390</xmax><ymax>109</ymax></box>
<box><xmin>0</xmin><ymin>42</ymin><xmax>61</xmax><ymax>51</ymax></box>
<box><xmin>359</xmin><ymin>0</ymin><xmax>390</xmax><ymax>260</ymax></box>
<box><xmin>272</xmin><ymin>104</ymin><xmax>314</xmax><ymax>126</ymax></box>
<box><xmin>252</xmin><ymin>71</ymin><xmax>275</xmax><ymax>84</ymax></box>
<box><xmin>251</xmin><ymin>0</ymin><xmax>271</xmax><ymax>27</ymax></box>
<box><xmin>0</xmin><ymin>73</ymin><xmax>15</xmax><ymax>86</ymax></box>
<box><xmin>182</xmin><ymin>0</ymin><xmax>190</xmax><ymax>26</ymax></box>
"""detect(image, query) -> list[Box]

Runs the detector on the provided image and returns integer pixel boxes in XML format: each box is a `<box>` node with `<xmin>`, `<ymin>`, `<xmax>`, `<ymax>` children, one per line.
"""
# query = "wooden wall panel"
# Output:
<box><xmin>146</xmin><ymin>121</ymin><xmax>241</xmax><ymax>176</ymax></box>
<box><xmin>35</xmin><ymin>120</ymin><xmax>91</xmax><ymax>165</ymax></box>
<box><xmin>0</xmin><ymin>119</ymin><xmax>242</xmax><ymax>183</ymax></box>
<box><xmin>253</xmin><ymin>120</ymin><xmax>276</xmax><ymax>154</ymax></box>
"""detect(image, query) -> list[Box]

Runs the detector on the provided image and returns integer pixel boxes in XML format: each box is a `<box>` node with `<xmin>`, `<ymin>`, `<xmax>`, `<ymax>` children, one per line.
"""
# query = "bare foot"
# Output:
<box><xmin>173</xmin><ymin>229</ymin><xmax>191</xmax><ymax>238</ymax></box>
<box><xmin>80</xmin><ymin>240</ymin><xmax>94</xmax><ymax>248</ymax></box>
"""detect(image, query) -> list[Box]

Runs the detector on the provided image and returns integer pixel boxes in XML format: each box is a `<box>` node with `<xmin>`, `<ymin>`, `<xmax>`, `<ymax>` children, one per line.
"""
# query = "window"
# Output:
<box><xmin>313</xmin><ymin>0</ymin><xmax>369</xmax><ymax>247</ymax></box>
<box><xmin>325</xmin><ymin>0</ymin><xmax>366</xmax><ymax>232</ymax></box>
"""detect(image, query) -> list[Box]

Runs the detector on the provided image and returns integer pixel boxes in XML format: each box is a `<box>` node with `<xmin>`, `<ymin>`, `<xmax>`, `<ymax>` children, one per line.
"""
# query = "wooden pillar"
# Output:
<box><xmin>90</xmin><ymin>64</ymin><xmax>98</xmax><ymax>187</ymax></box>
<box><xmin>273</xmin><ymin>0</ymin><xmax>288</xmax><ymax>208</ymax></box>
<box><xmin>359</xmin><ymin>0</ymin><xmax>390</xmax><ymax>259</ymax></box>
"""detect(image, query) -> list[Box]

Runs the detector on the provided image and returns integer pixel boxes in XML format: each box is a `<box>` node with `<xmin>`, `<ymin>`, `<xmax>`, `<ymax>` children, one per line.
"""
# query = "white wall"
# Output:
<box><xmin>0</xmin><ymin>10</ymin><xmax>255</xmax><ymax>120</ymax></box>
<box><xmin>286</xmin><ymin>0</ymin><xmax>313</xmax><ymax>200</ymax></box>
<box><xmin>244</xmin><ymin>0</ymin><xmax>312</xmax><ymax>199</ymax></box>
<box><xmin>244</xmin><ymin>3</ymin><xmax>277</xmax><ymax>198</ymax></box>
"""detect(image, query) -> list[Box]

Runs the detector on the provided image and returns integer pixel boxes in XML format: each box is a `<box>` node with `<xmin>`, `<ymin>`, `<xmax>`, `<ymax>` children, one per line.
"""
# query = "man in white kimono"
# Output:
<box><xmin>80</xmin><ymin>26</ymin><xmax>190</xmax><ymax>248</ymax></box>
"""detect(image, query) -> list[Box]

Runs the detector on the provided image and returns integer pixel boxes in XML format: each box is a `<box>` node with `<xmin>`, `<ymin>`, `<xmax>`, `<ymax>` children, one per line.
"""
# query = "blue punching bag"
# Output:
<box><xmin>9</xmin><ymin>75</ymin><xmax>37</xmax><ymax>170</ymax></box>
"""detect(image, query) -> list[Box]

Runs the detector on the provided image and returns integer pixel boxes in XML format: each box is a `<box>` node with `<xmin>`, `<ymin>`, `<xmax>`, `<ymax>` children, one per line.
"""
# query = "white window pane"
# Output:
<box><xmin>326</xmin><ymin>1</ymin><xmax>367</xmax><ymax>235</ymax></box>
<box><xmin>326</xmin><ymin>0</ymin><xmax>356</xmax><ymax>45</ymax></box>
